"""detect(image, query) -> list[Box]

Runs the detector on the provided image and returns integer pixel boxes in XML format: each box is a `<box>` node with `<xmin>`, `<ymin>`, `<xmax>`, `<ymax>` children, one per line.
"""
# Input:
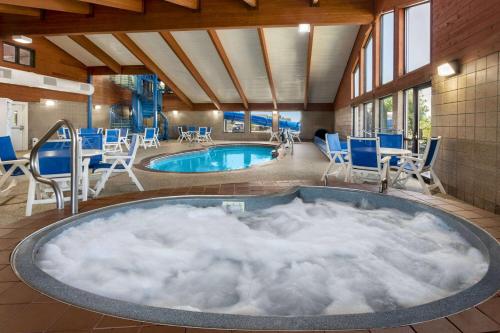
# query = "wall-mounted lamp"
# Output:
<box><xmin>272</xmin><ymin>110</ymin><xmax>278</xmax><ymax>115</ymax></box>
<box><xmin>172</xmin><ymin>110</ymin><xmax>178</xmax><ymax>115</ymax></box>
<box><xmin>213</xmin><ymin>110</ymin><xmax>219</xmax><ymax>115</ymax></box>
<box><xmin>94</xmin><ymin>105</ymin><xmax>102</xmax><ymax>110</ymax></box>
<box><xmin>298</xmin><ymin>24</ymin><xmax>310</xmax><ymax>33</ymax></box>
<box><xmin>44</xmin><ymin>99</ymin><xmax>55</xmax><ymax>107</ymax></box>
<box><xmin>437</xmin><ymin>60</ymin><xmax>460</xmax><ymax>77</ymax></box>
<box><xmin>12</xmin><ymin>35</ymin><xmax>32</xmax><ymax>44</ymax></box>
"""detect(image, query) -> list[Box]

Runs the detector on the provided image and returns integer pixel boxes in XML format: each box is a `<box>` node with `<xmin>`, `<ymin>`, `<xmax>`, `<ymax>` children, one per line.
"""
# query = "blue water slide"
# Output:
<box><xmin>223</xmin><ymin>112</ymin><xmax>300</xmax><ymax>131</ymax></box>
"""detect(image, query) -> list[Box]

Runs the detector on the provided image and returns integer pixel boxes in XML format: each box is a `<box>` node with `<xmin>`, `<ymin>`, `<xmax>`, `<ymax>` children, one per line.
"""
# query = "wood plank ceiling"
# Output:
<box><xmin>0</xmin><ymin>0</ymin><xmax>367</xmax><ymax>110</ymax></box>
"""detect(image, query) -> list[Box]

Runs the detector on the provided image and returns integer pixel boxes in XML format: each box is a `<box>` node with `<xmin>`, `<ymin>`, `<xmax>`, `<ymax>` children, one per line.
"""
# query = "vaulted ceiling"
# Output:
<box><xmin>0</xmin><ymin>0</ymin><xmax>370</xmax><ymax>110</ymax></box>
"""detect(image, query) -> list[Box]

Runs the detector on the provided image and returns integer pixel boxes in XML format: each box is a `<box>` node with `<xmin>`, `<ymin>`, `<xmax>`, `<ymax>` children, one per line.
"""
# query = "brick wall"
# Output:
<box><xmin>432</xmin><ymin>52</ymin><xmax>499</xmax><ymax>212</ymax></box>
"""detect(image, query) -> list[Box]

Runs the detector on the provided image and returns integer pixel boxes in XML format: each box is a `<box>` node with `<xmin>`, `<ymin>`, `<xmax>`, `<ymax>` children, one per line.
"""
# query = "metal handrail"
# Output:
<box><xmin>29</xmin><ymin>119</ymin><xmax>79</xmax><ymax>215</ymax></box>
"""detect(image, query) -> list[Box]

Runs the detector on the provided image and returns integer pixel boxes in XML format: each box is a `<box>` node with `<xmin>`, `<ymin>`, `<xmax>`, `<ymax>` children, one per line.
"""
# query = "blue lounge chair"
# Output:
<box><xmin>104</xmin><ymin>129</ymin><xmax>121</xmax><ymax>152</ymax></box>
<box><xmin>141</xmin><ymin>127</ymin><xmax>158</xmax><ymax>149</ymax></box>
<box><xmin>0</xmin><ymin>136</ymin><xmax>30</xmax><ymax>195</ymax></box>
<box><xmin>322</xmin><ymin>133</ymin><xmax>349</xmax><ymax>184</ymax></box>
<box><xmin>347</xmin><ymin>137</ymin><xmax>391</xmax><ymax>192</ymax></box>
<box><xmin>196</xmin><ymin>127</ymin><xmax>209</xmax><ymax>143</ymax></box>
<box><xmin>377</xmin><ymin>133</ymin><xmax>404</xmax><ymax>168</ymax></box>
<box><xmin>26</xmin><ymin>140</ymin><xmax>85</xmax><ymax>216</ymax></box>
<box><xmin>93</xmin><ymin>134</ymin><xmax>144</xmax><ymax>196</ymax></box>
<box><xmin>392</xmin><ymin>137</ymin><xmax>445</xmax><ymax>195</ymax></box>
<box><xmin>79</xmin><ymin>128</ymin><xmax>100</xmax><ymax>135</ymax></box>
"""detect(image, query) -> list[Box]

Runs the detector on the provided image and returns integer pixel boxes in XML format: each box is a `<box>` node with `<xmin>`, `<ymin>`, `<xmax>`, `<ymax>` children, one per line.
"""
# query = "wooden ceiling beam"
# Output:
<box><xmin>164</xmin><ymin>0</ymin><xmax>199</xmax><ymax>10</ymax></box>
<box><xmin>187</xmin><ymin>102</ymin><xmax>333</xmax><ymax>112</ymax></box>
<box><xmin>88</xmin><ymin>65</ymin><xmax>151</xmax><ymax>75</ymax></box>
<box><xmin>0</xmin><ymin>4</ymin><xmax>40</xmax><ymax>16</ymax></box>
<box><xmin>207</xmin><ymin>29</ymin><xmax>248</xmax><ymax>110</ymax></box>
<box><xmin>70</xmin><ymin>35</ymin><xmax>122</xmax><ymax>74</ymax></box>
<box><xmin>304</xmin><ymin>25</ymin><xmax>314</xmax><ymax>110</ymax></box>
<box><xmin>0</xmin><ymin>0</ymin><xmax>91</xmax><ymax>14</ymax></box>
<box><xmin>114</xmin><ymin>33</ymin><xmax>193</xmax><ymax>109</ymax></box>
<box><xmin>160</xmin><ymin>31</ymin><xmax>221</xmax><ymax>110</ymax></box>
<box><xmin>257</xmin><ymin>28</ymin><xmax>278</xmax><ymax>110</ymax></box>
<box><xmin>77</xmin><ymin>0</ymin><xmax>143</xmax><ymax>12</ymax></box>
<box><xmin>0</xmin><ymin>0</ymin><xmax>373</xmax><ymax>36</ymax></box>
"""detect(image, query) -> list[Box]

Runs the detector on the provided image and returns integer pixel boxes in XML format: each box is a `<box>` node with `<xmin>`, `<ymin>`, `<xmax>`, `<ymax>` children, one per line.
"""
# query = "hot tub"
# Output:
<box><xmin>12</xmin><ymin>187</ymin><xmax>500</xmax><ymax>331</ymax></box>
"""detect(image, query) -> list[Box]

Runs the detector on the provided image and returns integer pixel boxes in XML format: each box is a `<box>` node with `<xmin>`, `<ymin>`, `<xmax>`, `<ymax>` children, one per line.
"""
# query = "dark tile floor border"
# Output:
<box><xmin>10</xmin><ymin>186</ymin><xmax>500</xmax><ymax>331</ymax></box>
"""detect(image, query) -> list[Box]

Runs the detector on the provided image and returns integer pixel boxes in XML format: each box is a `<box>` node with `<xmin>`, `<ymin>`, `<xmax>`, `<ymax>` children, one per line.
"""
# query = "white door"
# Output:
<box><xmin>10</xmin><ymin>102</ymin><xmax>28</xmax><ymax>151</ymax></box>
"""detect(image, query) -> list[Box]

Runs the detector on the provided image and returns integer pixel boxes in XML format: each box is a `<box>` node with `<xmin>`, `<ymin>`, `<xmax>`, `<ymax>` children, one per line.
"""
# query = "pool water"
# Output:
<box><xmin>149</xmin><ymin>145</ymin><xmax>276</xmax><ymax>172</ymax></box>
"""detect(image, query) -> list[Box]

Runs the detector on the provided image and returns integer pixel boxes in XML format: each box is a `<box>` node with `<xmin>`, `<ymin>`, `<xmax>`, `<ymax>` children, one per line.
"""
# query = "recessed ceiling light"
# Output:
<box><xmin>12</xmin><ymin>35</ymin><xmax>32</xmax><ymax>44</ymax></box>
<box><xmin>298</xmin><ymin>24</ymin><xmax>310</xmax><ymax>33</ymax></box>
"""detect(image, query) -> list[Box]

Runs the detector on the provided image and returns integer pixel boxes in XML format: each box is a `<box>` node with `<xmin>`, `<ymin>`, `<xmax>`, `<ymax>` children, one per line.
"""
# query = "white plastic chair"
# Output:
<box><xmin>178</xmin><ymin>126</ymin><xmax>191</xmax><ymax>143</ymax></box>
<box><xmin>290</xmin><ymin>131</ymin><xmax>301</xmax><ymax>143</ymax></box>
<box><xmin>0</xmin><ymin>136</ymin><xmax>30</xmax><ymax>196</ymax></box>
<box><xmin>392</xmin><ymin>136</ymin><xmax>446</xmax><ymax>195</ymax></box>
<box><xmin>104</xmin><ymin>129</ymin><xmax>121</xmax><ymax>152</ymax></box>
<box><xmin>196</xmin><ymin>127</ymin><xmax>209</xmax><ymax>143</ymax></box>
<box><xmin>153</xmin><ymin>127</ymin><xmax>160</xmax><ymax>147</ymax></box>
<box><xmin>347</xmin><ymin>137</ymin><xmax>391</xmax><ymax>192</ymax></box>
<box><xmin>140</xmin><ymin>127</ymin><xmax>158</xmax><ymax>149</ymax></box>
<box><xmin>118</xmin><ymin>128</ymin><xmax>130</xmax><ymax>150</ymax></box>
<box><xmin>93</xmin><ymin>134</ymin><xmax>144</xmax><ymax>197</ymax></box>
<box><xmin>321</xmin><ymin>133</ymin><xmax>349</xmax><ymax>185</ymax></box>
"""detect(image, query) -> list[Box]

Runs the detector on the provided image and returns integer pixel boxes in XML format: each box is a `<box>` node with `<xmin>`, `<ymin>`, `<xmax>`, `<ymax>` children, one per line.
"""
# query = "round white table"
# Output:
<box><xmin>380</xmin><ymin>148</ymin><xmax>412</xmax><ymax>156</ymax></box>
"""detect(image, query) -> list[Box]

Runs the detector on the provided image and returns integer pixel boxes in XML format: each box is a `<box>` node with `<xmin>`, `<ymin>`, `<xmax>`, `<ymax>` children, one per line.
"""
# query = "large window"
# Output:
<box><xmin>250</xmin><ymin>111</ymin><xmax>273</xmax><ymax>133</ymax></box>
<box><xmin>279</xmin><ymin>112</ymin><xmax>301</xmax><ymax>132</ymax></box>
<box><xmin>352</xmin><ymin>106</ymin><xmax>363</xmax><ymax>136</ymax></box>
<box><xmin>364</xmin><ymin>102</ymin><xmax>374</xmax><ymax>136</ymax></box>
<box><xmin>364</xmin><ymin>35</ymin><xmax>373</xmax><ymax>93</ymax></box>
<box><xmin>405</xmin><ymin>2</ymin><xmax>430</xmax><ymax>73</ymax></box>
<box><xmin>223</xmin><ymin>111</ymin><xmax>245</xmax><ymax>133</ymax></box>
<box><xmin>379</xmin><ymin>96</ymin><xmax>394</xmax><ymax>130</ymax></box>
<box><xmin>2</xmin><ymin>42</ymin><xmax>35</xmax><ymax>67</ymax></box>
<box><xmin>352</xmin><ymin>63</ymin><xmax>360</xmax><ymax>97</ymax></box>
<box><xmin>380</xmin><ymin>11</ymin><xmax>394</xmax><ymax>84</ymax></box>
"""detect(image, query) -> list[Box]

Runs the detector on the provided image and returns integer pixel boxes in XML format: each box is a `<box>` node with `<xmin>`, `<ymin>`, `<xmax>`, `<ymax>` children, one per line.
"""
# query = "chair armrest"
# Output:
<box><xmin>380</xmin><ymin>156</ymin><xmax>391</xmax><ymax>164</ymax></box>
<box><xmin>0</xmin><ymin>158</ymin><xmax>29</xmax><ymax>165</ymax></box>
<box><xmin>400</xmin><ymin>155</ymin><xmax>423</xmax><ymax>162</ymax></box>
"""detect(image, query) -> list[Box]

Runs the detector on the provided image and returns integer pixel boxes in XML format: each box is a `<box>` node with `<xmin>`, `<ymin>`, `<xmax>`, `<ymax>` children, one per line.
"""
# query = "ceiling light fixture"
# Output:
<box><xmin>298</xmin><ymin>24</ymin><xmax>311</xmax><ymax>33</ymax></box>
<box><xmin>437</xmin><ymin>60</ymin><xmax>460</xmax><ymax>77</ymax></box>
<box><xmin>44</xmin><ymin>100</ymin><xmax>55</xmax><ymax>107</ymax></box>
<box><xmin>12</xmin><ymin>35</ymin><xmax>32</xmax><ymax>44</ymax></box>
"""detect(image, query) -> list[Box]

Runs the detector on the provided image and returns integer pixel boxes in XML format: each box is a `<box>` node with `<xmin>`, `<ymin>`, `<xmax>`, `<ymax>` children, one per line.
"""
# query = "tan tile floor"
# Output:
<box><xmin>0</xmin><ymin>141</ymin><xmax>499</xmax><ymax>333</ymax></box>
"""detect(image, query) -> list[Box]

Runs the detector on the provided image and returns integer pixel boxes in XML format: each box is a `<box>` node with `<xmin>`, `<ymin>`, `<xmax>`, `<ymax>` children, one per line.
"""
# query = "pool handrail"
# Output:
<box><xmin>29</xmin><ymin>119</ymin><xmax>79</xmax><ymax>215</ymax></box>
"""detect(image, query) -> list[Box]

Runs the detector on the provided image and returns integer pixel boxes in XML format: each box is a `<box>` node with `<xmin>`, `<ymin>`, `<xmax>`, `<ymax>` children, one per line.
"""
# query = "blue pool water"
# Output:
<box><xmin>149</xmin><ymin>145</ymin><xmax>276</xmax><ymax>172</ymax></box>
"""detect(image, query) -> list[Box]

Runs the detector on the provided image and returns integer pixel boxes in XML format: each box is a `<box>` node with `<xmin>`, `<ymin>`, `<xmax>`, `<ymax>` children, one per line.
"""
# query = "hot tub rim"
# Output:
<box><xmin>11</xmin><ymin>186</ymin><xmax>500</xmax><ymax>331</ymax></box>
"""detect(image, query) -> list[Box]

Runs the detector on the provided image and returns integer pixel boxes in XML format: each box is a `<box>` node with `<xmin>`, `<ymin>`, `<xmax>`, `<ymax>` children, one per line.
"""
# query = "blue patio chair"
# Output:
<box><xmin>140</xmin><ymin>127</ymin><xmax>158</xmax><ymax>149</ymax></box>
<box><xmin>347</xmin><ymin>137</ymin><xmax>391</xmax><ymax>192</ymax></box>
<box><xmin>118</xmin><ymin>128</ymin><xmax>130</xmax><ymax>150</ymax></box>
<box><xmin>26</xmin><ymin>140</ymin><xmax>85</xmax><ymax>216</ymax></box>
<box><xmin>80</xmin><ymin>133</ymin><xmax>103</xmax><ymax>170</ymax></box>
<box><xmin>321</xmin><ymin>133</ymin><xmax>349</xmax><ymax>185</ymax></box>
<box><xmin>93</xmin><ymin>134</ymin><xmax>144</xmax><ymax>196</ymax></box>
<box><xmin>188</xmin><ymin>126</ymin><xmax>196</xmax><ymax>133</ymax></box>
<box><xmin>178</xmin><ymin>126</ymin><xmax>191</xmax><ymax>143</ymax></box>
<box><xmin>57</xmin><ymin>127</ymin><xmax>70</xmax><ymax>139</ymax></box>
<box><xmin>79</xmin><ymin>128</ymin><xmax>100</xmax><ymax>135</ymax></box>
<box><xmin>104</xmin><ymin>129</ymin><xmax>121</xmax><ymax>152</ymax></box>
<box><xmin>0</xmin><ymin>136</ymin><xmax>30</xmax><ymax>195</ymax></box>
<box><xmin>196</xmin><ymin>127</ymin><xmax>209</xmax><ymax>143</ymax></box>
<box><xmin>392</xmin><ymin>136</ymin><xmax>445</xmax><ymax>195</ymax></box>
<box><xmin>377</xmin><ymin>133</ymin><xmax>404</xmax><ymax>168</ymax></box>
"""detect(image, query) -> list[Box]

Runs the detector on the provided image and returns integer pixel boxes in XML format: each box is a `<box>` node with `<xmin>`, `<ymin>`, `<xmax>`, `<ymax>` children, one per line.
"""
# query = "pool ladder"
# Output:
<box><xmin>29</xmin><ymin>119</ymin><xmax>79</xmax><ymax>215</ymax></box>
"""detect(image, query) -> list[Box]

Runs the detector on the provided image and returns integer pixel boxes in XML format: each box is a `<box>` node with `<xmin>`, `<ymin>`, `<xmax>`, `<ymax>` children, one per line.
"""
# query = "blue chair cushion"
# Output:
<box><xmin>92</xmin><ymin>162</ymin><xmax>125</xmax><ymax>172</ymax></box>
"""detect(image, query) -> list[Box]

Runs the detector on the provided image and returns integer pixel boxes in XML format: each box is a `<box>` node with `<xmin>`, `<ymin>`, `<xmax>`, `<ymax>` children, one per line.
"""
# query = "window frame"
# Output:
<box><xmin>363</xmin><ymin>34</ymin><xmax>373</xmax><ymax>93</ymax></box>
<box><xmin>352</xmin><ymin>62</ymin><xmax>360</xmax><ymax>98</ymax></box>
<box><xmin>223</xmin><ymin>111</ymin><xmax>246</xmax><ymax>134</ymax></box>
<box><xmin>363</xmin><ymin>101</ymin><xmax>374</xmax><ymax>136</ymax></box>
<box><xmin>2</xmin><ymin>42</ymin><xmax>35</xmax><ymax>67</ymax></box>
<box><xmin>404</xmin><ymin>1</ymin><xmax>431</xmax><ymax>74</ymax></box>
<box><xmin>250</xmin><ymin>111</ymin><xmax>273</xmax><ymax>133</ymax></box>
<box><xmin>378</xmin><ymin>95</ymin><xmax>394</xmax><ymax>131</ymax></box>
<box><xmin>379</xmin><ymin>10</ymin><xmax>394</xmax><ymax>85</ymax></box>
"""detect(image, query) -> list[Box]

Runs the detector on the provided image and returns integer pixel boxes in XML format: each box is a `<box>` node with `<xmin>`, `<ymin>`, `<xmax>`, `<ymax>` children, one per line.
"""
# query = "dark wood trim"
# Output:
<box><xmin>87</xmin><ymin>65</ymin><xmax>152</xmax><ymax>75</ymax></box>
<box><xmin>0</xmin><ymin>0</ymin><xmax>91</xmax><ymax>14</ymax></box>
<box><xmin>0</xmin><ymin>3</ymin><xmax>40</xmax><ymax>16</ymax></box>
<box><xmin>78</xmin><ymin>0</ymin><xmax>144</xmax><ymax>12</ymax></box>
<box><xmin>188</xmin><ymin>102</ymin><xmax>333</xmax><ymax>112</ymax></box>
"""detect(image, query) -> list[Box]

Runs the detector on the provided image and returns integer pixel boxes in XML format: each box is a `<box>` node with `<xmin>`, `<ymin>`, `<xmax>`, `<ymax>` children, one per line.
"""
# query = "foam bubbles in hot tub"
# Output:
<box><xmin>36</xmin><ymin>198</ymin><xmax>488</xmax><ymax>316</ymax></box>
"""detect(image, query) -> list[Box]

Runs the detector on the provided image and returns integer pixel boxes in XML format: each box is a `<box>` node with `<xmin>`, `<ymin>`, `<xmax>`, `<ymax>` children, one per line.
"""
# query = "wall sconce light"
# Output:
<box><xmin>272</xmin><ymin>110</ymin><xmax>278</xmax><ymax>115</ymax></box>
<box><xmin>12</xmin><ymin>35</ymin><xmax>32</xmax><ymax>44</ymax></box>
<box><xmin>94</xmin><ymin>105</ymin><xmax>102</xmax><ymax>110</ymax></box>
<box><xmin>298</xmin><ymin>24</ymin><xmax>310</xmax><ymax>33</ymax></box>
<box><xmin>44</xmin><ymin>99</ymin><xmax>55</xmax><ymax>107</ymax></box>
<box><xmin>173</xmin><ymin>110</ymin><xmax>178</xmax><ymax>115</ymax></box>
<box><xmin>213</xmin><ymin>110</ymin><xmax>219</xmax><ymax>115</ymax></box>
<box><xmin>437</xmin><ymin>60</ymin><xmax>460</xmax><ymax>77</ymax></box>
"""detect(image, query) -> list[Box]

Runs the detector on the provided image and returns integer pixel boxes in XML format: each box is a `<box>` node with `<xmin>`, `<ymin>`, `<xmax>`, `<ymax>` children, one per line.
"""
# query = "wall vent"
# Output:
<box><xmin>0</xmin><ymin>68</ymin><xmax>12</xmax><ymax>79</ymax></box>
<box><xmin>43</xmin><ymin>76</ymin><xmax>58</xmax><ymax>86</ymax></box>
